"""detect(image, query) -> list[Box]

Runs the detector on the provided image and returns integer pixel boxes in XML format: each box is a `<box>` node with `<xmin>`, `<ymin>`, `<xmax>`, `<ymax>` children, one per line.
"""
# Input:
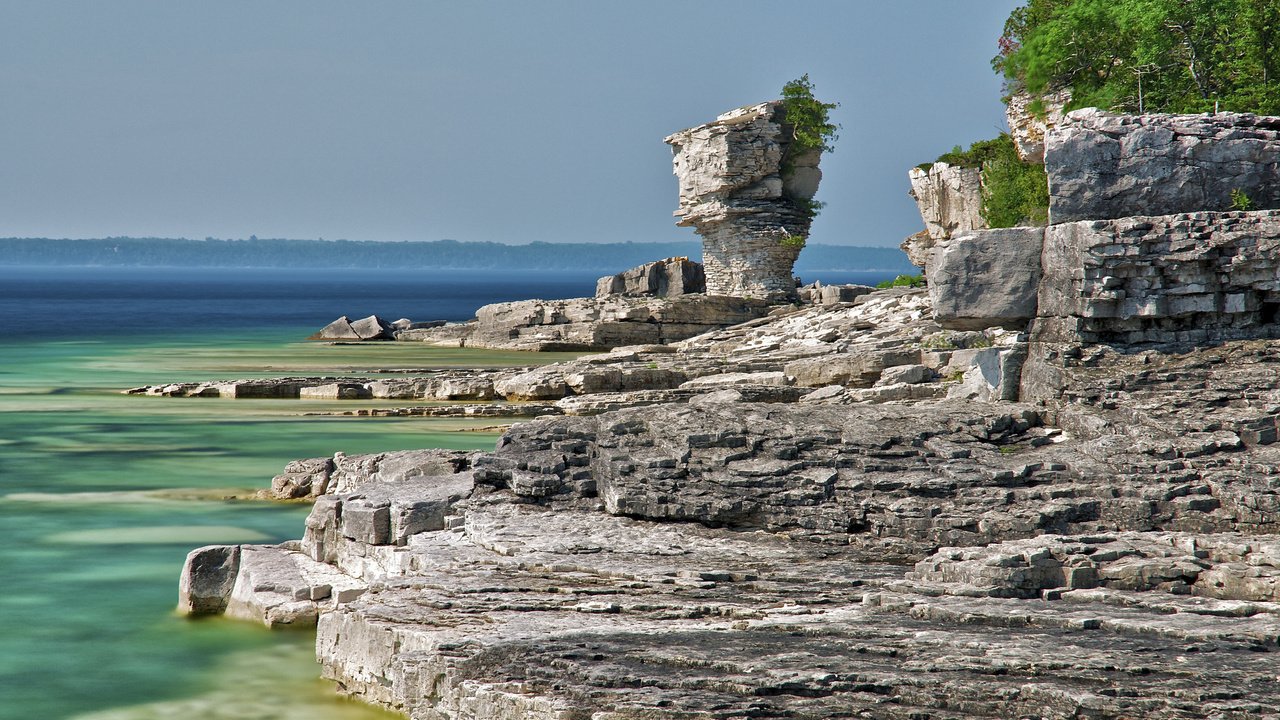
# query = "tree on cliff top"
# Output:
<box><xmin>995</xmin><ymin>0</ymin><xmax>1280</xmax><ymax>115</ymax></box>
<box><xmin>780</xmin><ymin>74</ymin><xmax>839</xmax><ymax>156</ymax></box>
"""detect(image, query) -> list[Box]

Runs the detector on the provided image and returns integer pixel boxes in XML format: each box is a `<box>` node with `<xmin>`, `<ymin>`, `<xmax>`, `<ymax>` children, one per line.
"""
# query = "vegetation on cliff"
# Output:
<box><xmin>995</xmin><ymin>0</ymin><xmax>1280</xmax><ymax>115</ymax></box>
<box><xmin>779</xmin><ymin>74</ymin><xmax>839</xmax><ymax>244</ymax></box>
<box><xmin>930</xmin><ymin>135</ymin><xmax>1050</xmax><ymax>228</ymax></box>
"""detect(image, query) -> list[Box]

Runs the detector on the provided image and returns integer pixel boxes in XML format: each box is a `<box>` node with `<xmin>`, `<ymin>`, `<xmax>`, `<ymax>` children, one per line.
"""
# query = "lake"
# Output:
<box><xmin>0</xmin><ymin>265</ymin><xmax>894</xmax><ymax>719</ymax></box>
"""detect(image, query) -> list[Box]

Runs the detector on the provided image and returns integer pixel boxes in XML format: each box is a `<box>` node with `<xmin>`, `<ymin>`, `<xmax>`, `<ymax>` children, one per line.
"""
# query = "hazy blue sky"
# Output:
<box><xmin>1</xmin><ymin>1</ymin><xmax>1022</xmax><ymax>247</ymax></box>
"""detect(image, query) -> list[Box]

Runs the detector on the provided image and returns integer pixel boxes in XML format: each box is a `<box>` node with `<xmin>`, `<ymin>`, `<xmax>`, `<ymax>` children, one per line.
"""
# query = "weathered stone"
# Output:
<box><xmin>270</xmin><ymin>457</ymin><xmax>335</xmax><ymax>499</ymax></box>
<box><xmin>907</xmin><ymin>161</ymin><xmax>985</xmax><ymax>245</ymax></box>
<box><xmin>349</xmin><ymin>315</ymin><xmax>393</xmax><ymax>340</ymax></box>
<box><xmin>1005</xmin><ymin>88</ymin><xmax>1071</xmax><ymax>164</ymax></box>
<box><xmin>1047</xmin><ymin>109</ymin><xmax>1280</xmax><ymax>224</ymax></box>
<box><xmin>928</xmin><ymin>226</ymin><xmax>1044</xmax><ymax>330</ymax></box>
<box><xmin>309</xmin><ymin>315</ymin><xmax>361</xmax><ymax>341</ymax></box>
<box><xmin>595</xmin><ymin>257</ymin><xmax>705</xmax><ymax>298</ymax></box>
<box><xmin>666</xmin><ymin>101</ymin><xmax>821</xmax><ymax>298</ymax></box>
<box><xmin>177</xmin><ymin>544</ymin><xmax>241</xmax><ymax>615</ymax></box>
<box><xmin>1038</xmin><ymin>210</ymin><xmax>1280</xmax><ymax>345</ymax></box>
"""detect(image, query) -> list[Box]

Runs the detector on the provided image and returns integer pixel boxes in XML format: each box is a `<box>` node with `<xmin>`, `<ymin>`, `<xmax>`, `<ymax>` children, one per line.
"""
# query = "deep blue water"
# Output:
<box><xmin>0</xmin><ymin>266</ymin><xmax>898</xmax><ymax>340</ymax></box>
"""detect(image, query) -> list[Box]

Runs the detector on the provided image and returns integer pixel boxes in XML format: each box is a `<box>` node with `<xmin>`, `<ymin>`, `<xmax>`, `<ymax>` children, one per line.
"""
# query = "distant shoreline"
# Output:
<box><xmin>0</xmin><ymin>237</ymin><xmax>917</xmax><ymax>274</ymax></box>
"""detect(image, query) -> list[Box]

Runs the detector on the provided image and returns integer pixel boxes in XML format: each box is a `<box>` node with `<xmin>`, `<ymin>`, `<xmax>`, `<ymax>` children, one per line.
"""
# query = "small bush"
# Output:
<box><xmin>780</xmin><ymin>234</ymin><xmax>807</xmax><ymax>249</ymax></box>
<box><xmin>875</xmin><ymin>274</ymin><xmax>926</xmax><ymax>289</ymax></box>
<box><xmin>1231</xmin><ymin>188</ymin><xmax>1255</xmax><ymax>211</ymax></box>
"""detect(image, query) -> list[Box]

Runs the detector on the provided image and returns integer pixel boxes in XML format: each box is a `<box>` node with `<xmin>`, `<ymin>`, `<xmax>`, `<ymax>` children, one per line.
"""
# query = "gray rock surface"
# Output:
<box><xmin>666</xmin><ymin>102</ymin><xmax>821</xmax><ymax>298</ymax></box>
<box><xmin>927</xmin><ymin>226</ymin><xmax>1044</xmax><ymax>330</ymax></box>
<box><xmin>907</xmin><ymin>161</ymin><xmax>985</xmax><ymax>247</ymax></box>
<box><xmin>595</xmin><ymin>257</ymin><xmax>705</xmax><ymax>298</ymax></box>
<box><xmin>174</xmin><ymin>106</ymin><xmax>1280</xmax><ymax>718</ymax></box>
<box><xmin>1005</xmin><ymin>88</ymin><xmax>1071</xmax><ymax>164</ymax></box>
<box><xmin>402</xmin><ymin>294</ymin><xmax>778</xmax><ymax>351</ymax></box>
<box><xmin>1047</xmin><ymin>109</ymin><xmax>1280</xmax><ymax>224</ymax></box>
<box><xmin>177</xmin><ymin>544</ymin><xmax>240</xmax><ymax>615</ymax></box>
<box><xmin>1038</xmin><ymin>210</ymin><xmax>1280</xmax><ymax>345</ymax></box>
<box><xmin>310</xmin><ymin>315</ymin><xmax>393</xmax><ymax>341</ymax></box>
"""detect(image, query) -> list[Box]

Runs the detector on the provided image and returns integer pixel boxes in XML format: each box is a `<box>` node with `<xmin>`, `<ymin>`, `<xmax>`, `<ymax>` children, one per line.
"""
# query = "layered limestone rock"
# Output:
<box><xmin>1037</xmin><ymin>210</ymin><xmax>1280</xmax><ymax>345</ymax></box>
<box><xmin>902</xmin><ymin>162</ymin><xmax>985</xmax><ymax>268</ymax></box>
<box><xmin>397</xmin><ymin>294</ymin><xmax>777</xmax><ymax>351</ymax></box>
<box><xmin>173</xmin><ymin>106</ymin><xmax>1280</xmax><ymax>719</ymax></box>
<box><xmin>187</xmin><ymin>372</ymin><xmax>1280</xmax><ymax>716</ymax></box>
<box><xmin>1005</xmin><ymin>88</ymin><xmax>1071</xmax><ymax>164</ymax></box>
<box><xmin>666</xmin><ymin>102</ymin><xmax>821</xmax><ymax>298</ymax></box>
<box><xmin>594</xmin><ymin>257</ymin><xmax>705</xmax><ymax>298</ymax></box>
<box><xmin>1047</xmin><ymin>109</ymin><xmax>1280</xmax><ymax>224</ymax></box>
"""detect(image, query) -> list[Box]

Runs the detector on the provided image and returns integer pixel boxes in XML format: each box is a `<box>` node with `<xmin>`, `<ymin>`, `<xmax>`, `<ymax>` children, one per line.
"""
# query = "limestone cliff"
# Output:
<box><xmin>172</xmin><ymin>108</ymin><xmax>1280</xmax><ymax>719</ymax></box>
<box><xmin>665</xmin><ymin>102</ymin><xmax>822</xmax><ymax>299</ymax></box>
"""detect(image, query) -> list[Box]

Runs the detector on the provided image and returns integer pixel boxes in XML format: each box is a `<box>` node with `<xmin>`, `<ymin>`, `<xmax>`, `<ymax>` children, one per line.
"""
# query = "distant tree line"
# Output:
<box><xmin>0</xmin><ymin>237</ymin><xmax>917</xmax><ymax>273</ymax></box>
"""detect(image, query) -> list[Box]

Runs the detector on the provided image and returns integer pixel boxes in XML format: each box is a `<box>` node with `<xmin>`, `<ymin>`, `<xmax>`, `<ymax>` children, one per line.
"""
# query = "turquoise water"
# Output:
<box><xmin>0</xmin><ymin>266</ymin><xmax>890</xmax><ymax>719</ymax></box>
<box><xmin>0</xmin><ymin>267</ymin><xmax>597</xmax><ymax>720</ymax></box>
<box><xmin>0</xmin><ymin>332</ymin><xmax>560</xmax><ymax>720</ymax></box>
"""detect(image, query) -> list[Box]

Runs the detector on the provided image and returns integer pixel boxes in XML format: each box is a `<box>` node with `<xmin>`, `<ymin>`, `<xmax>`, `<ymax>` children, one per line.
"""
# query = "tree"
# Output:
<box><xmin>994</xmin><ymin>0</ymin><xmax>1280</xmax><ymax>115</ymax></box>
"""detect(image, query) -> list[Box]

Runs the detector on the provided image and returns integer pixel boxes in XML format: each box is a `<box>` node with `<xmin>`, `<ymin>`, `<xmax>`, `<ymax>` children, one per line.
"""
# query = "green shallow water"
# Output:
<box><xmin>0</xmin><ymin>330</ymin><xmax>572</xmax><ymax>720</ymax></box>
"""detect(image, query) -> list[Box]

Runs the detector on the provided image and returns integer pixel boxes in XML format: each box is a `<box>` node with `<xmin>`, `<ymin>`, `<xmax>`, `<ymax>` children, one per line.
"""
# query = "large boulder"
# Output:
<box><xmin>596</xmin><ymin>257</ymin><xmax>706</xmax><ymax>298</ymax></box>
<box><xmin>927</xmin><ymin>227</ymin><xmax>1044</xmax><ymax>330</ymax></box>
<box><xmin>309</xmin><ymin>315</ymin><xmax>393</xmax><ymax>341</ymax></box>
<box><xmin>177</xmin><ymin>544</ymin><xmax>241</xmax><ymax>615</ymax></box>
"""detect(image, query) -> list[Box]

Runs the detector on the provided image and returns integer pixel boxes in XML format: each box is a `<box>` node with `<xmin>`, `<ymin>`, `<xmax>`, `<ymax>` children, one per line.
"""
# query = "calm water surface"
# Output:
<box><xmin>0</xmin><ymin>265</ymin><xmax>891</xmax><ymax>720</ymax></box>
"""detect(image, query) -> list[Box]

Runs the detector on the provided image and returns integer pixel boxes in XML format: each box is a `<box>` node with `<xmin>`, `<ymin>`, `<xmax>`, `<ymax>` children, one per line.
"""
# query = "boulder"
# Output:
<box><xmin>349</xmin><ymin>315</ymin><xmax>393</xmax><ymax>340</ymax></box>
<box><xmin>927</xmin><ymin>227</ymin><xmax>1044</xmax><ymax>330</ymax></box>
<box><xmin>310</xmin><ymin>314</ymin><xmax>393</xmax><ymax>341</ymax></box>
<box><xmin>595</xmin><ymin>257</ymin><xmax>706</xmax><ymax>298</ymax></box>
<box><xmin>308</xmin><ymin>316</ymin><xmax>361</xmax><ymax>341</ymax></box>
<box><xmin>177</xmin><ymin>544</ymin><xmax>241</xmax><ymax>615</ymax></box>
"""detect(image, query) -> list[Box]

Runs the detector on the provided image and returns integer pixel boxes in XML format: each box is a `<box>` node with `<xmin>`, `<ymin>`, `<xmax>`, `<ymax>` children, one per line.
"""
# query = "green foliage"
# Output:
<box><xmin>935</xmin><ymin>136</ymin><xmax>1012</xmax><ymax>169</ymax></box>
<box><xmin>978</xmin><ymin>135</ymin><xmax>1050</xmax><ymax>228</ymax></box>
<box><xmin>780</xmin><ymin>234</ymin><xmax>808</xmax><ymax>249</ymax></box>
<box><xmin>780</xmin><ymin>74</ymin><xmax>840</xmax><ymax>156</ymax></box>
<box><xmin>875</xmin><ymin>273</ymin><xmax>926</xmax><ymax>289</ymax></box>
<box><xmin>1231</xmin><ymin>188</ymin><xmax>1256</xmax><ymax>211</ymax></box>
<box><xmin>928</xmin><ymin>134</ymin><xmax>1049</xmax><ymax>228</ymax></box>
<box><xmin>996</xmin><ymin>0</ymin><xmax>1280</xmax><ymax>115</ymax></box>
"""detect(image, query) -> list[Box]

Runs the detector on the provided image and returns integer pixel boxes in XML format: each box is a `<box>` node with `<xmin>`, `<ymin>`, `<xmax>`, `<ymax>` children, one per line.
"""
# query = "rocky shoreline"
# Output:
<box><xmin>160</xmin><ymin>102</ymin><xmax>1280</xmax><ymax>719</ymax></box>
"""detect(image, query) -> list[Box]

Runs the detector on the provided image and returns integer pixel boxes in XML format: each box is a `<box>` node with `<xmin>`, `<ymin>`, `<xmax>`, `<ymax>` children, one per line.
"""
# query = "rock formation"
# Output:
<box><xmin>1005</xmin><ymin>88</ymin><xmax>1071</xmax><ymax>165</ymax></box>
<box><xmin>172</xmin><ymin>108</ymin><xmax>1280</xmax><ymax>719</ymax></box>
<box><xmin>902</xmin><ymin>162</ymin><xmax>985</xmax><ymax>268</ymax></box>
<box><xmin>595</xmin><ymin>257</ymin><xmax>705</xmax><ymax>298</ymax></box>
<box><xmin>1047</xmin><ymin>109</ymin><xmax>1280</xmax><ymax>224</ymax></box>
<box><xmin>666</xmin><ymin>102</ymin><xmax>822</xmax><ymax>298</ymax></box>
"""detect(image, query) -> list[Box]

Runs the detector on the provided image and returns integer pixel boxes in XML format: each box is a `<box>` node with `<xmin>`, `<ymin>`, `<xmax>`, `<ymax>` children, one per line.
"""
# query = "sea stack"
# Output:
<box><xmin>665</xmin><ymin>101</ymin><xmax>822</xmax><ymax>299</ymax></box>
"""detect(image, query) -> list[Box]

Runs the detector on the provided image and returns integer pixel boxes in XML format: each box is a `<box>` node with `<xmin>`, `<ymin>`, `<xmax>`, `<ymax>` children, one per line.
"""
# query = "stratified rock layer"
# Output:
<box><xmin>1047</xmin><ymin>110</ymin><xmax>1280</xmax><ymax>224</ymax></box>
<box><xmin>666</xmin><ymin>102</ymin><xmax>819</xmax><ymax>298</ymax></box>
<box><xmin>1005</xmin><ymin>88</ymin><xmax>1070</xmax><ymax>165</ymax></box>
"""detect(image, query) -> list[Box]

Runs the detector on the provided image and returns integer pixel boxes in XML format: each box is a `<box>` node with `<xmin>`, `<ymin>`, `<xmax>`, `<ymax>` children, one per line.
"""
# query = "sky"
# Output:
<box><xmin>0</xmin><ymin>1</ymin><xmax>1023</xmax><ymax>248</ymax></box>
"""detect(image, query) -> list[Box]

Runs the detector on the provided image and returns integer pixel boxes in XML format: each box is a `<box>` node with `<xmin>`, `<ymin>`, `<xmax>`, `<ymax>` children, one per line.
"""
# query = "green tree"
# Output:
<box><xmin>780</xmin><ymin>74</ymin><xmax>839</xmax><ymax>156</ymax></box>
<box><xmin>995</xmin><ymin>0</ymin><xmax>1280</xmax><ymax>115</ymax></box>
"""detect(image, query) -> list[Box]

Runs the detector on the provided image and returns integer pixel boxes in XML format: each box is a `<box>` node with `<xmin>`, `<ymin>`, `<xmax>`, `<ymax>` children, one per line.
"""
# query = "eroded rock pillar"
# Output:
<box><xmin>665</xmin><ymin>102</ymin><xmax>821</xmax><ymax>299</ymax></box>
